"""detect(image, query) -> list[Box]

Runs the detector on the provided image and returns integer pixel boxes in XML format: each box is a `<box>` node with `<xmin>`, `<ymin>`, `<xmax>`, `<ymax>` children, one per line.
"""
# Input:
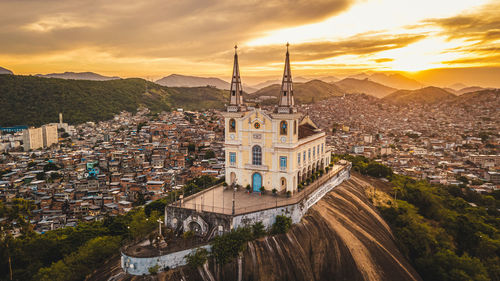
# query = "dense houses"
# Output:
<box><xmin>0</xmin><ymin>108</ymin><xmax>226</xmax><ymax>234</ymax></box>
<box><xmin>1</xmin><ymin>94</ymin><xmax>498</xmax><ymax>234</ymax></box>
<box><xmin>298</xmin><ymin>94</ymin><xmax>499</xmax><ymax>192</ymax></box>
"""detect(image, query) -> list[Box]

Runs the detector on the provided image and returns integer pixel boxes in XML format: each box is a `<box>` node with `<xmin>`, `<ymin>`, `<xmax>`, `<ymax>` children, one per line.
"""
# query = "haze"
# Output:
<box><xmin>1</xmin><ymin>0</ymin><xmax>499</xmax><ymax>87</ymax></box>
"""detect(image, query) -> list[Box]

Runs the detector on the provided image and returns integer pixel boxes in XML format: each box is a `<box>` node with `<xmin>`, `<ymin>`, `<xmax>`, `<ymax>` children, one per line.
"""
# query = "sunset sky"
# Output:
<box><xmin>1</xmin><ymin>0</ymin><xmax>499</xmax><ymax>87</ymax></box>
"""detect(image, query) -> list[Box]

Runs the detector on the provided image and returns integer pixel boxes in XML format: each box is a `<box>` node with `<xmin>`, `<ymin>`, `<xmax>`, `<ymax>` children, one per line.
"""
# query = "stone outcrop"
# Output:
<box><xmin>92</xmin><ymin>175</ymin><xmax>421</xmax><ymax>281</ymax></box>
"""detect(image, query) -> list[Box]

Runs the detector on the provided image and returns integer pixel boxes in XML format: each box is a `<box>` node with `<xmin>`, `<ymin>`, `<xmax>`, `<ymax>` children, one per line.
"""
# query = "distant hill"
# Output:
<box><xmin>448</xmin><ymin>83</ymin><xmax>467</xmax><ymax>90</ymax></box>
<box><xmin>318</xmin><ymin>75</ymin><xmax>340</xmax><ymax>83</ymax></box>
<box><xmin>0</xmin><ymin>75</ymin><xmax>227</xmax><ymax>126</ymax></box>
<box><xmin>250</xmin><ymin>79</ymin><xmax>344</xmax><ymax>104</ymax></box>
<box><xmin>35</xmin><ymin>71</ymin><xmax>120</xmax><ymax>81</ymax></box>
<box><xmin>368</xmin><ymin>73</ymin><xmax>423</xmax><ymax>89</ymax></box>
<box><xmin>444</xmin><ymin>89</ymin><xmax>500</xmax><ymax>109</ymax></box>
<box><xmin>456</xmin><ymin>86</ymin><xmax>486</xmax><ymax>95</ymax></box>
<box><xmin>382</xmin><ymin>86</ymin><xmax>456</xmax><ymax>104</ymax></box>
<box><xmin>156</xmin><ymin>74</ymin><xmax>257</xmax><ymax>93</ymax></box>
<box><xmin>334</xmin><ymin>78</ymin><xmax>397</xmax><ymax>98</ymax></box>
<box><xmin>0</xmin><ymin>66</ymin><xmax>13</xmax><ymax>75</ymax></box>
<box><xmin>251</xmin><ymin>79</ymin><xmax>281</xmax><ymax>89</ymax></box>
<box><xmin>156</xmin><ymin>74</ymin><xmax>229</xmax><ymax>89</ymax></box>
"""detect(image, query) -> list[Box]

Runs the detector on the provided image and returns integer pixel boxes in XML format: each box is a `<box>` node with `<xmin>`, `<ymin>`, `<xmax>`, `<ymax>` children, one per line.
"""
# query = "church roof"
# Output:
<box><xmin>298</xmin><ymin>123</ymin><xmax>320</xmax><ymax>139</ymax></box>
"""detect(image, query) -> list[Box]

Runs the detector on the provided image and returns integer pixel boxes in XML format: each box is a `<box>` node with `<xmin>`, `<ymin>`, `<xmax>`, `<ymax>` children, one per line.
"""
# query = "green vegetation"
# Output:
<box><xmin>337</xmin><ymin>154</ymin><xmax>393</xmax><ymax>179</ymax></box>
<box><xmin>340</xmin><ymin>154</ymin><xmax>500</xmax><ymax>281</ymax></box>
<box><xmin>0</xmin><ymin>175</ymin><xmax>219</xmax><ymax>281</ymax></box>
<box><xmin>271</xmin><ymin>215</ymin><xmax>292</xmax><ymax>235</ymax></box>
<box><xmin>34</xmin><ymin>236</ymin><xmax>121</xmax><ymax>281</ymax></box>
<box><xmin>0</xmin><ymin>75</ymin><xmax>228</xmax><ymax>126</ymax></box>
<box><xmin>186</xmin><ymin>247</ymin><xmax>209</xmax><ymax>268</ymax></box>
<box><xmin>211</xmin><ymin>227</ymin><xmax>253</xmax><ymax>265</ymax></box>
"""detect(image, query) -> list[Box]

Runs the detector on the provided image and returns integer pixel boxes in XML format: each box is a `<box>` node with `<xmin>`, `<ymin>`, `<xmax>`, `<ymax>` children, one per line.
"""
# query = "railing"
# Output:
<box><xmin>167</xmin><ymin>164</ymin><xmax>349</xmax><ymax>216</ymax></box>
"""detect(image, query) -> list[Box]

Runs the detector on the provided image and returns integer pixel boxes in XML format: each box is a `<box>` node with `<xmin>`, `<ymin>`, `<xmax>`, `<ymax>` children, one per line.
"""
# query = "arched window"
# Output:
<box><xmin>252</xmin><ymin>145</ymin><xmax>262</xmax><ymax>166</ymax></box>
<box><xmin>280</xmin><ymin>121</ymin><xmax>287</xmax><ymax>135</ymax></box>
<box><xmin>229</xmin><ymin>118</ymin><xmax>236</xmax><ymax>132</ymax></box>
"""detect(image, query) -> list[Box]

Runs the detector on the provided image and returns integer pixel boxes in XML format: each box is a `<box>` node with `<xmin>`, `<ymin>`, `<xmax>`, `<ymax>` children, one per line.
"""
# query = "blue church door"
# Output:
<box><xmin>252</xmin><ymin>173</ymin><xmax>262</xmax><ymax>192</ymax></box>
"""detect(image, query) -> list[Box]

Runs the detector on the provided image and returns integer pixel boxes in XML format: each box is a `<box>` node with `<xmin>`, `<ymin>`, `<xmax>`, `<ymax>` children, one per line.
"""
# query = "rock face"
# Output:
<box><xmin>93</xmin><ymin>175</ymin><xmax>421</xmax><ymax>281</ymax></box>
<box><xmin>208</xmin><ymin>175</ymin><xmax>421</xmax><ymax>281</ymax></box>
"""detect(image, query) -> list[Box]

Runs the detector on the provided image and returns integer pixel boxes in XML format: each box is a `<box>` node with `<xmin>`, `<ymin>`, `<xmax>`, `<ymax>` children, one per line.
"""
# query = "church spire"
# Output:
<box><xmin>278</xmin><ymin>42</ymin><xmax>295</xmax><ymax>112</ymax></box>
<box><xmin>228</xmin><ymin>45</ymin><xmax>245</xmax><ymax>111</ymax></box>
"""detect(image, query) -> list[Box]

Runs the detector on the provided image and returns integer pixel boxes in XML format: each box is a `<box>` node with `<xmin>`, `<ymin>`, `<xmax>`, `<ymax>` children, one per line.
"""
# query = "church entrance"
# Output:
<box><xmin>252</xmin><ymin>173</ymin><xmax>262</xmax><ymax>192</ymax></box>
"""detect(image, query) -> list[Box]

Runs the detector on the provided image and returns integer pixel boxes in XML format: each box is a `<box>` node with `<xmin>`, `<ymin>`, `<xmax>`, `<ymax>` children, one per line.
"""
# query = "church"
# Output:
<box><xmin>223</xmin><ymin>45</ymin><xmax>331</xmax><ymax>195</ymax></box>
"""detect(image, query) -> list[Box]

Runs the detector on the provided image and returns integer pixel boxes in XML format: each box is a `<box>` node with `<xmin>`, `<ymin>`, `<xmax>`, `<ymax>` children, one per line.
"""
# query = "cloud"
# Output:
<box><xmin>0</xmin><ymin>0</ymin><xmax>354</xmax><ymax>59</ymax></box>
<box><xmin>423</xmin><ymin>2</ymin><xmax>500</xmax><ymax>43</ymax></box>
<box><xmin>223</xmin><ymin>33</ymin><xmax>425</xmax><ymax>66</ymax></box>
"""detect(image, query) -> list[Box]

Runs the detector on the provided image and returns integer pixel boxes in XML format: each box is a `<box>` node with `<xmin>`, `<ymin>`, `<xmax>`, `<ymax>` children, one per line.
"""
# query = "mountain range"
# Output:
<box><xmin>35</xmin><ymin>71</ymin><xmax>121</xmax><ymax>81</ymax></box>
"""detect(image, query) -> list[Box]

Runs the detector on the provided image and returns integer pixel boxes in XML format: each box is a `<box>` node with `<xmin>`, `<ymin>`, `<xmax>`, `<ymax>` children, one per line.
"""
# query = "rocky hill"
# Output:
<box><xmin>0</xmin><ymin>66</ymin><xmax>13</xmax><ymax>75</ymax></box>
<box><xmin>382</xmin><ymin>86</ymin><xmax>456</xmax><ymax>104</ymax></box>
<box><xmin>335</xmin><ymin>78</ymin><xmax>397</xmax><ymax>98</ymax></box>
<box><xmin>251</xmin><ymin>79</ymin><xmax>344</xmax><ymax>104</ymax></box>
<box><xmin>0</xmin><ymin>75</ymin><xmax>227</xmax><ymax>126</ymax></box>
<box><xmin>35</xmin><ymin>71</ymin><xmax>120</xmax><ymax>81</ymax></box>
<box><xmin>89</xmin><ymin>175</ymin><xmax>421</xmax><ymax>281</ymax></box>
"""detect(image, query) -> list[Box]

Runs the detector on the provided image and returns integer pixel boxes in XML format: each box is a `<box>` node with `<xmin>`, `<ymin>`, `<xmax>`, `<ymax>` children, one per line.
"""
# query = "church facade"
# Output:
<box><xmin>223</xmin><ymin>45</ymin><xmax>331</xmax><ymax>194</ymax></box>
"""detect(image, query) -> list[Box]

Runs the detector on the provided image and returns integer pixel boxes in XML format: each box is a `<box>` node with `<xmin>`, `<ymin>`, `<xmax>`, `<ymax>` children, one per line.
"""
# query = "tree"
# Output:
<box><xmin>204</xmin><ymin>150</ymin><xmax>215</xmax><ymax>159</ymax></box>
<box><xmin>271</xmin><ymin>215</ymin><xmax>292</xmax><ymax>234</ymax></box>
<box><xmin>186</xmin><ymin>247</ymin><xmax>209</xmax><ymax>268</ymax></box>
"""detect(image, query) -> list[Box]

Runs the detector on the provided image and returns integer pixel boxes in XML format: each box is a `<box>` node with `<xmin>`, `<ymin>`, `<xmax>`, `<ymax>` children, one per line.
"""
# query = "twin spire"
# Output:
<box><xmin>229</xmin><ymin>45</ymin><xmax>244</xmax><ymax>107</ymax></box>
<box><xmin>228</xmin><ymin>43</ymin><xmax>295</xmax><ymax>113</ymax></box>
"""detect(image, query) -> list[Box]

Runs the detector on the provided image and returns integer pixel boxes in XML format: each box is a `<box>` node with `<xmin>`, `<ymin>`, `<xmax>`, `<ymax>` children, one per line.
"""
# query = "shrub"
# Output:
<box><xmin>252</xmin><ymin>222</ymin><xmax>267</xmax><ymax>238</ymax></box>
<box><xmin>260</xmin><ymin>186</ymin><xmax>265</xmax><ymax>193</ymax></box>
<box><xmin>286</xmin><ymin>191</ymin><xmax>291</xmax><ymax>197</ymax></box>
<box><xmin>211</xmin><ymin>227</ymin><xmax>253</xmax><ymax>265</ymax></box>
<box><xmin>183</xmin><ymin>230</ymin><xmax>195</xmax><ymax>239</ymax></box>
<box><xmin>272</xmin><ymin>188</ymin><xmax>277</xmax><ymax>195</ymax></box>
<box><xmin>246</xmin><ymin>184</ymin><xmax>251</xmax><ymax>192</ymax></box>
<box><xmin>271</xmin><ymin>215</ymin><xmax>292</xmax><ymax>234</ymax></box>
<box><xmin>186</xmin><ymin>247</ymin><xmax>209</xmax><ymax>268</ymax></box>
<box><xmin>148</xmin><ymin>264</ymin><xmax>160</xmax><ymax>275</ymax></box>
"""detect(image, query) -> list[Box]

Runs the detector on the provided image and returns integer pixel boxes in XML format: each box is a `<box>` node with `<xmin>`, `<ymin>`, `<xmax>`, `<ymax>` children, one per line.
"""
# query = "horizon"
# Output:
<box><xmin>1</xmin><ymin>0</ymin><xmax>499</xmax><ymax>87</ymax></box>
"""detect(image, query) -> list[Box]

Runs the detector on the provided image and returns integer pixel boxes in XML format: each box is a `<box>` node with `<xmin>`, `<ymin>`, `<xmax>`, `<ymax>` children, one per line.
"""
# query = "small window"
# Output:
<box><xmin>298</xmin><ymin>153</ymin><xmax>300</xmax><ymax>165</ymax></box>
<box><xmin>294</xmin><ymin>120</ymin><xmax>297</xmax><ymax>135</ymax></box>
<box><xmin>321</xmin><ymin>143</ymin><xmax>324</xmax><ymax>153</ymax></box>
<box><xmin>229</xmin><ymin>119</ymin><xmax>236</xmax><ymax>132</ymax></box>
<box><xmin>230</xmin><ymin>152</ymin><xmax>236</xmax><ymax>165</ymax></box>
<box><xmin>308</xmin><ymin>149</ymin><xmax>311</xmax><ymax>160</ymax></box>
<box><xmin>232</xmin><ymin>91</ymin><xmax>236</xmax><ymax>96</ymax></box>
<box><xmin>280</xmin><ymin>156</ymin><xmax>287</xmax><ymax>169</ymax></box>
<box><xmin>280</xmin><ymin>121</ymin><xmax>287</xmax><ymax>135</ymax></box>
<box><xmin>313</xmin><ymin>147</ymin><xmax>315</xmax><ymax>157</ymax></box>
<box><xmin>303</xmin><ymin>151</ymin><xmax>306</xmax><ymax>162</ymax></box>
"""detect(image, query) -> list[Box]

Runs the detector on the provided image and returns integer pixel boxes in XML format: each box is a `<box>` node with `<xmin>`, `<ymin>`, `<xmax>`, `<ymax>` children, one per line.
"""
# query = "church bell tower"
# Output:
<box><xmin>227</xmin><ymin>45</ymin><xmax>246</xmax><ymax>112</ymax></box>
<box><xmin>276</xmin><ymin>43</ymin><xmax>297</xmax><ymax>114</ymax></box>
